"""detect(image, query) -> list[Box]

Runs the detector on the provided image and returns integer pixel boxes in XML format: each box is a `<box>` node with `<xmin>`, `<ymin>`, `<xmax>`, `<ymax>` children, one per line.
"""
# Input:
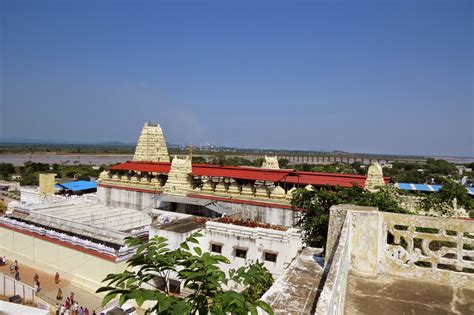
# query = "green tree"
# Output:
<box><xmin>97</xmin><ymin>232</ymin><xmax>274</xmax><ymax>315</ymax></box>
<box><xmin>438</xmin><ymin>181</ymin><xmax>472</xmax><ymax>207</ymax></box>
<box><xmin>251</xmin><ymin>158</ymin><xmax>264</xmax><ymax>167</ymax></box>
<box><xmin>0</xmin><ymin>163</ymin><xmax>15</xmax><ymax>180</ymax></box>
<box><xmin>292</xmin><ymin>185</ymin><xmax>407</xmax><ymax>248</ymax></box>
<box><xmin>419</xmin><ymin>180</ymin><xmax>474</xmax><ymax>215</ymax></box>
<box><xmin>192</xmin><ymin>156</ymin><xmax>207</xmax><ymax>164</ymax></box>
<box><xmin>278</xmin><ymin>159</ymin><xmax>289</xmax><ymax>169</ymax></box>
<box><xmin>351</xmin><ymin>161</ymin><xmax>366</xmax><ymax>175</ymax></box>
<box><xmin>210</xmin><ymin>153</ymin><xmax>226</xmax><ymax>166</ymax></box>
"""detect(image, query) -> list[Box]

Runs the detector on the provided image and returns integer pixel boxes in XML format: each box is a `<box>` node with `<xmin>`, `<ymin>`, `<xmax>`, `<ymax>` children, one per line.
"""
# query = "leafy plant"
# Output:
<box><xmin>418</xmin><ymin>180</ymin><xmax>474</xmax><ymax>215</ymax></box>
<box><xmin>292</xmin><ymin>185</ymin><xmax>407</xmax><ymax>248</ymax></box>
<box><xmin>97</xmin><ymin>232</ymin><xmax>274</xmax><ymax>315</ymax></box>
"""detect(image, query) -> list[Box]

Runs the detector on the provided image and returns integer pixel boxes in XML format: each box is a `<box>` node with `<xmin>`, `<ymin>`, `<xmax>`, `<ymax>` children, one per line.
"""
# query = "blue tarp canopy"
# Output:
<box><xmin>395</xmin><ymin>183</ymin><xmax>442</xmax><ymax>192</ymax></box>
<box><xmin>396</xmin><ymin>182</ymin><xmax>473</xmax><ymax>194</ymax></box>
<box><xmin>55</xmin><ymin>180</ymin><xmax>97</xmax><ymax>192</ymax></box>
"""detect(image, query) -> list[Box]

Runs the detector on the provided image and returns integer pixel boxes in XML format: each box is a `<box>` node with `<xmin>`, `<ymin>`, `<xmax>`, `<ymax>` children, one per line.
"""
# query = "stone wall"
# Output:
<box><xmin>97</xmin><ymin>185</ymin><xmax>157</xmax><ymax>210</ymax></box>
<box><xmin>315</xmin><ymin>213</ymin><xmax>351</xmax><ymax>315</ymax></box>
<box><xmin>315</xmin><ymin>205</ymin><xmax>474</xmax><ymax>313</ymax></box>
<box><xmin>381</xmin><ymin>212</ymin><xmax>473</xmax><ymax>286</ymax></box>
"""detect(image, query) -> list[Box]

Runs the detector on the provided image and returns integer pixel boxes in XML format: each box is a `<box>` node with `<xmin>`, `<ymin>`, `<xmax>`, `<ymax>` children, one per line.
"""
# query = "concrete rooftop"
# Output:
<box><xmin>30</xmin><ymin>203</ymin><xmax>151</xmax><ymax>232</ymax></box>
<box><xmin>262</xmin><ymin>247</ymin><xmax>324</xmax><ymax>314</ymax></box>
<box><xmin>345</xmin><ymin>273</ymin><xmax>474</xmax><ymax>315</ymax></box>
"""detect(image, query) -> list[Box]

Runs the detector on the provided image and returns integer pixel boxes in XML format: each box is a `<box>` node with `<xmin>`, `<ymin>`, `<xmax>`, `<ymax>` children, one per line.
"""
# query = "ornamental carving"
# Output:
<box><xmin>385</xmin><ymin>218</ymin><xmax>474</xmax><ymax>274</ymax></box>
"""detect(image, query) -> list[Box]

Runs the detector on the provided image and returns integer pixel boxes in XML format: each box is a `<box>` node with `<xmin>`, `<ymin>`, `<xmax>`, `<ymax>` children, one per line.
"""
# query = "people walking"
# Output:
<box><xmin>35</xmin><ymin>280</ymin><xmax>41</xmax><ymax>293</ymax></box>
<box><xmin>14</xmin><ymin>270</ymin><xmax>20</xmax><ymax>281</ymax></box>
<box><xmin>57</xmin><ymin>288</ymin><xmax>63</xmax><ymax>300</ymax></box>
<box><xmin>9</xmin><ymin>260</ymin><xmax>17</xmax><ymax>274</ymax></box>
<box><xmin>34</xmin><ymin>272</ymin><xmax>39</xmax><ymax>283</ymax></box>
<box><xmin>65</xmin><ymin>297</ymin><xmax>71</xmax><ymax>310</ymax></box>
<box><xmin>55</xmin><ymin>271</ymin><xmax>61</xmax><ymax>284</ymax></box>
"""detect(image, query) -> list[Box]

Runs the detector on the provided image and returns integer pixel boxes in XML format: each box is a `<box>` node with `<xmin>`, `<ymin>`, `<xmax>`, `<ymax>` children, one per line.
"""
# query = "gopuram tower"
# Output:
<box><xmin>133</xmin><ymin>123</ymin><xmax>170</xmax><ymax>162</ymax></box>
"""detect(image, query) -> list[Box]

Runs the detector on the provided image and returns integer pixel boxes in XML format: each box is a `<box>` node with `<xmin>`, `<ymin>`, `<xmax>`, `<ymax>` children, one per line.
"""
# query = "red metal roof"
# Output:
<box><xmin>190</xmin><ymin>164</ymin><xmax>290</xmax><ymax>182</ymax></box>
<box><xmin>109</xmin><ymin>161</ymin><xmax>171</xmax><ymax>173</ymax></box>
<box><xmin>108</xmin><ymin>161</ymin><xmax>391</xmax><ymax>188</ymax></box>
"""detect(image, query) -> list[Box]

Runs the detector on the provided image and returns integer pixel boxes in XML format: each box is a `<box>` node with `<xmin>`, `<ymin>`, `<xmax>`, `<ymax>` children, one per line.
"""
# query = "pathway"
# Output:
<box><xmin>0</xmin><ymin>258</ymin><xmax>102</xmax><ymax>311</ymax></box>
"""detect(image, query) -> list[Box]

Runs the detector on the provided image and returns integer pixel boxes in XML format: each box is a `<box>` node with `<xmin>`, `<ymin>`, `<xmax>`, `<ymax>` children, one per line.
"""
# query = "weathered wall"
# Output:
<box><xmin>0</xmin><ymin>226</ymin><xmax>126</xmax><ymax>294</ymax></box>
<box><xmin>315</xmin><ymin>212</ymin><xmax>352</xmax><ymax>315</ymax></box>
<box><xmin>97</xmin><ymin>185</ymin><xmax>157</xmax><ymax>210</ymax></box>
<box><xmin>316</xmin><ymin>205</ymin><xmax>474</xmax><ymax>314</ymax></box>
<box><xmin>380</xmin><ymin>212</ymin><xmax>474</xmax><ymax>288</ymax></box>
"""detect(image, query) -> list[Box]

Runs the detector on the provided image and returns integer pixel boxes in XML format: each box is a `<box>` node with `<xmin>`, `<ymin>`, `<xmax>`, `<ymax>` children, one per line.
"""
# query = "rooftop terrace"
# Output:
<box><xmin>262</xmin><ymin>205</ymin><xmax>474</xmax><ymax>314</ymax></box>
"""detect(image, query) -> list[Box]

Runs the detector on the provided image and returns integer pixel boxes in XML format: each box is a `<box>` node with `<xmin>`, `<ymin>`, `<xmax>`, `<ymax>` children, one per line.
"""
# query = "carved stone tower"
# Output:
<box><xmin>163</xmin><ymin>156</ymin><xmax>192</xmax><ymax>196</ymax></box>
<box><xmin>364</xmin><ymin>163</ymin><xmax>385</xmax><ymax>192</ymax></box>
<box><xmin>133</xmin><ymin>123</ymin><xmax>170</xmax><ymax>162</ymax></box>
<box><xmin>262</xmin><ymin>155</ymin><xmax>280</xmax><ymax>169</ymax></box>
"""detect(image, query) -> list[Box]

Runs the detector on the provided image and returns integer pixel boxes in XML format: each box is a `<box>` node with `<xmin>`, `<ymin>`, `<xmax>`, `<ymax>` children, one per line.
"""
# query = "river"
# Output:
<box><xmin>0</xmin><ymin>154</ymin><xmax>133</xmax><ymax>166</ymax></box>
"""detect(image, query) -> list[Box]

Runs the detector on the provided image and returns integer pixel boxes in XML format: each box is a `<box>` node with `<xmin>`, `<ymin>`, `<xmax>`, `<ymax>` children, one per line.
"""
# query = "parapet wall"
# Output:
<box><xmin>315</xmin><ymin>211</ymin><xmax>351</xmax><ymax>315</ymax></box>
<box><xmin>315</xmin><ymin>205</ymin><xmax>474</xmax><ymax>314</ymax></box>
<box><xmin>97</xmin><ymin>184</ymin><xmax>157</xmax><ymax>210</ymax></box>
<box><xmin>0</xmin><ymin>222</ymin><xmax>127</xmax><ymax>293</ymax></box>
<box><xmin>381</xmin><ymin>212</ymin><xmax>473</xmax><ymax>284</ymax></box>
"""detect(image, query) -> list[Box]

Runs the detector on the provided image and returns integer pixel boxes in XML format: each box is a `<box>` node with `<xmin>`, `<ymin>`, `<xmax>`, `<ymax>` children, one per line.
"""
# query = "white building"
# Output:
<box><xmin>150</xmin><ymin>211</ymin><xmax>302</xmax><ymax>280</ymax></box>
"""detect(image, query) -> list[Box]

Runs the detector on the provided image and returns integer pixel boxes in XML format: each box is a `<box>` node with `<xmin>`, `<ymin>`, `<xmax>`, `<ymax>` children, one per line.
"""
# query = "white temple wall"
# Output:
<box><xmin>97</xmin><ymin>185</ymin><xmax>157</xmax><ymax>210</ymax></box>
<box><xmin>151</xmin><ymin>221</ymin><xmax>302</xmax><ymax>278</ymax></box>
<box><xmin>0</xmin><ymin>226</ymin><xmax>126</xmax><ymax>294</ymax></box>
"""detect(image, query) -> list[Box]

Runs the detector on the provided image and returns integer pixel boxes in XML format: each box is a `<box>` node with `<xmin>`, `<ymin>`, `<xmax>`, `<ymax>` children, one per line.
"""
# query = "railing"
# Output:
<box><xmin>0</xmin><ymin>272</ymin><xmax>35</xmax><ymax>302</ymax></box>
<box><xmin>36</xmin><ymin>291</ymin><xmax>58</xmax><ymax>307</ymax></box>
<box><xmin>382</xmin><ymin>212</ymin><xmax>474</xmax><ymax>286</ymax></box>
<box><xmin>315</xmin><ymin>206</ymin><xmax>474</xmax><ymax>314</ymax></box>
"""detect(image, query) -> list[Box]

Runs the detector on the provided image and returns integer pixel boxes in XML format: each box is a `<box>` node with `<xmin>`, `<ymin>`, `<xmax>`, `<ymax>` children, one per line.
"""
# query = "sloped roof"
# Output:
<box><xmin>109</xmin><ymin>161</ymin><xmax>171</xmax><ymax>173</ymax></box>
<box><xmin>107</xmin><ymin>161</ymin><xmax>391</xmax><ymax>188</ymax></box>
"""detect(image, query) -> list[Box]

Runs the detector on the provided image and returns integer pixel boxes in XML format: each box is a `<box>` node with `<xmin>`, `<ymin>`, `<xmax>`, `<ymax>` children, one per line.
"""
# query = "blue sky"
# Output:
<box><xmin>1</xmin><ymin>0</ymin><xmax>472</xmax><ymax>156</ymax></box>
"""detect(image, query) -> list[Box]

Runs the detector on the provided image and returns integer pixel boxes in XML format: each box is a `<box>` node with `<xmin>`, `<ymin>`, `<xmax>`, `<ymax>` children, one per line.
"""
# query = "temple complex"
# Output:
<box><xmin>97</xmin><ymin>124</ymin><xmax>389</xmax><ymax>223</ymax></box>
<box><xmin>0</xmin><ymin>122</ymin><xmax>407</xmax><ymax>312</ymax></box>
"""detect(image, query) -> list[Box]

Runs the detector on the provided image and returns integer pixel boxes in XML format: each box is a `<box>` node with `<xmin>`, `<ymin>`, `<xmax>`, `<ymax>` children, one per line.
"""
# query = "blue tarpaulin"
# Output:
<box><xmin>55</xmin><ymin>180</ymin><xmax>97</xmax><ymax>192</ymax></box>
<box><xmin>396</xmin><ymin>183</ymin><xmax>470</xmax><ymax>194</ymax></box>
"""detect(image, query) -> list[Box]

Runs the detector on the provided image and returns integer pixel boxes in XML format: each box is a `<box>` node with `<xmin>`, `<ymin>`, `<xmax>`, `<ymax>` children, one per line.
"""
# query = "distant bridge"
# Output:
<box><xmin>192</xmin><ymin>153</ymin><xmax>426</xmax><ymax>165</ymax></box>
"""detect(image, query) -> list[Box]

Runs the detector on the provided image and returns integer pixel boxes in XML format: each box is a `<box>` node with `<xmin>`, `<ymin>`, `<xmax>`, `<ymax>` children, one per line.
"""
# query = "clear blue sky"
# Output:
<box><xmin>1</xmin><ymin>0</ymin><xmax>472</xmax><ymax>156</ymax></box>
